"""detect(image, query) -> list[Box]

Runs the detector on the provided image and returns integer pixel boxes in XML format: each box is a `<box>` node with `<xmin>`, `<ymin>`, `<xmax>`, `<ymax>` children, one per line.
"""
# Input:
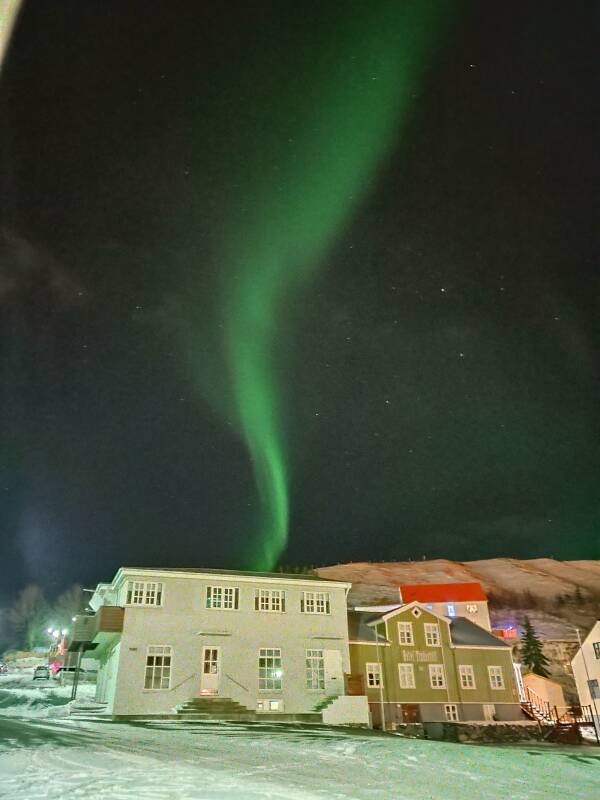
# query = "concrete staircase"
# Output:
<box><xmin>175</xmin><ymin>696</ymin><xmax>256</xmax><ymax>721</ymax></box>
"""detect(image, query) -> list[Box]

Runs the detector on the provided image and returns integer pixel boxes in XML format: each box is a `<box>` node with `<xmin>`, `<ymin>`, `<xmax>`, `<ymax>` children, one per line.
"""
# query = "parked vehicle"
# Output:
<box><xmin>32</xmin><ymin>665</ymin><xmax>50</xmax><ymax>681</ymax></box>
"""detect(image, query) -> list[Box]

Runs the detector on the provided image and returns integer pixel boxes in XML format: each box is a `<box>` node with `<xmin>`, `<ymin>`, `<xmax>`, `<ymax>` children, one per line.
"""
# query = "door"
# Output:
<box><xmin>483</xmin><ymin>703</ymin><xmax>496</xmax><ymax>721</ymax></box>
<box><xmin>200</xmin><ymin>647</ymin><xmax>220</xmax><ymax>695</ymax></box>
<box><xmin>323</xmin><ymin>650</ymin><xmax>343</xmax><ymax>695</ymax></box>
<box><xmin>402</xmin><ymin>704</ymin><xmax>419</xmax><ymax>723</ymax></box>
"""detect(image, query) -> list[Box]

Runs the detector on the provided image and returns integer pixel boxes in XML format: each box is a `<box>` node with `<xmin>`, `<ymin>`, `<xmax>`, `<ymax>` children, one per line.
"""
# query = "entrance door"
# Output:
<box><xmin>483</xmin><ymin>703</ymin><xmax>496</xmax><ymax>721</ymax></box>
<box><xmin>200</xmin><ymin>647</ymin><xmax>220</xmax><ymax>695</ymax></box>
<box><xmin>402</xmin><ymin>704</ymin><xmax>419</xmax><ymax>723</ymax></box>
<box><xmin>323</xmin><ymin>650</ymin><xmax>343</xmax><ymax>695</ymax></box>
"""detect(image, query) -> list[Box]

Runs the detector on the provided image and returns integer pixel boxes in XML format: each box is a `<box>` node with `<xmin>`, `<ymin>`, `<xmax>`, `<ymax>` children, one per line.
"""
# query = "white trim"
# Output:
<box><xmin>379</xmin><ymin>601</ymin><xmax>450</xmax><ymax>625</ymax></box>
<box><xmin>349</xmin><ymin>640</ymin><xmax>391</xmax><ymax>647</ymax></box>
<box><xmin>458</xmin><ymin>664</ymin><xmax>476</xmax><ymax>690</ymax></box>
<box><xmin>398</xmin><ymin>663</ymin><xmax>416</xmax><ymax>689</ymax></box>
<box><xmin>488</xmin><ymin>665</ymin><xmax>505</xmax><ymax>690</ymax></box>
<box><xmin>113</xmin><ymin>568</ymin><xmax>351</xmax><ymax>591</ymax></box>
<box><xmin>366</xmin><ymin>662</ymin><xmax>383</xmax><ymax>688</ymax></box>
<box><xmin>428</xmin><ymin>664</ymin><xmax>446</xmax><ymax>689</ymax></box>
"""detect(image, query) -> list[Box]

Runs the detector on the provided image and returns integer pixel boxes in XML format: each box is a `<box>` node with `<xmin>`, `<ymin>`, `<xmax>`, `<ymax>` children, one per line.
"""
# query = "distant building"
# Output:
<box><xmin>399</xmin><ymin>582</ymin><xmax>491</xmax><ymax>631</ymax></box>
<box><xmin>347</xmin><ymin>601</ymin><xmax>523</xmax><ymax>729</ymax></box>
<box><xmin>69</xmin><ymin>567</ymin><xmax>369</xmax><ymax>725</ymax></box>
<box><xmin>571</xmin><ymin>621</ymin><xmax>600</xmax><ymax>736</ymax></box>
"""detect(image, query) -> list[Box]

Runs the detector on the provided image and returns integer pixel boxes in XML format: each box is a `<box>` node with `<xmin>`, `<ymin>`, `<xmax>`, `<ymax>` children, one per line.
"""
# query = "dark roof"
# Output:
<box><xmin>121</xmin><ymin>567</ymin><xmax>346</xmax><ymax>583</ymax></box>
<box><xmin>348</xmin><ymin>611</ymin><xmax>388</xmax><ymax>643</ymax></box>
<box><xmin>450</xmin><ymin>617</ymin><xmax>510</xmax><ymax>648</ymax></box>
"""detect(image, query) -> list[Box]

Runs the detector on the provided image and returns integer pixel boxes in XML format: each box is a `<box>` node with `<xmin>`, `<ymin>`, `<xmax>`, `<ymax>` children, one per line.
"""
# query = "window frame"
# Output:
<box><xmin>258</xmin><ymin>648</ymin><xmax>283</xmax><ymax>691</ymax></box>
<box><xmin>397</xmin><ymin>622</ymin><xmax>414</xmax><ymax>646</ymax></box>
<box><xmin>424</xmin><ymin>622</ymin><xmax>441</xmax><ymax>647</ymax></box>
<box><xmin>125</xmin><ymin>580</ymin><xmax>164</xmax><ymax>607</ymax></box>
<box><xmin>305</xmin><ymin>649</ymin><xmax>325</xmax><ymax>691</ymax></box>
<box><xmin>593</xmin><ymin>642</ymin><xmax>600</xmax><ymax>660</ymax></box>
<box><xmin>444</xmin><ymin>703</ymin><xmax>459</xmax><ymax>721</ymax></box>
<box><xmin>398</xmin><ymin>662</ymin><xmax>416</xmax><ymax>689</ymax></box>
<box><xmin>366</xmin><ymin>662</ymin><xmax>383</xmax><ymax>689</ymax></box>
<box><xmin>458</xmin><ymin>664</ymin><xmax>476</xmax><ymax>690</ymax></box>
<box><xmin>254</xmin><ymin>588</ymin><xmax>286</xmax><ymax>613</ymax></box>
<box><xmin>428</xmin><ymin>664</ymin><xmax>446</xmax><ymax>689</ymax></box>
<box><xmin>300</xmin><ymin>591</ymin><xmax>331</xmax><ymax>615</ymax></box>
<box><xmin>144</xmin><ymin>645</ymin><xmax>172</xmax><ymax>690</ymax></box>
<box><xmin>488</xmin><ymin>665</ymin><xmax>505</xmax><ymax>690</ymax></box>
<box><xmin>206</xmin><ymin>585</ymin><xmax>240</xmax><ymax>610</ymax></box>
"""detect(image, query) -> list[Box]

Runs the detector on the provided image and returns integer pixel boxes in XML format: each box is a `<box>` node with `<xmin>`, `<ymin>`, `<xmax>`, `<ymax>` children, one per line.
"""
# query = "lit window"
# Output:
<box><xmin>444</xmin><ymin>704</ymin><xmax>459</xmax><ymax>721</ymax></box>
<box><xmin>254</xmin><ymin>589</ymin><xmax>286</xmax><ymax>612</ymax></box>
<box><xmin>144</xmin><ymin>645</ymin><xmax>171</xmax><ymax>689</ymax></box>
<box><xmin>301</xmin><ymin>591</ymin><xmax>330</xmax><ymax>614</ymax></box>
<box><xmin>447</xmin><ymin>604</ymin><xmax>456</xmax><ymax>617</ymax></box>
<box><xmin>126</xmin><ymin>581</ymin><xmax>163</xmax><ymax>607</ymax></box>
<box><xmin>424</xmin><ymin>623</ymin><xmax>441</xmax><ymax>647</ymax></box>
<box><xmin>366</xmin><ymin>662</ymin><xmax>383</xmax><ymax>688</ymax></box>
<box><xmin>488</xmin><ymin>666</ymin><xmax>505</xmax><ymax>690</ymax></box>
<box><xmin>258</xmin><ymin>648</ymin><xmax>283</xmax><ymax>690</ymax></box>
<box><xmin>593</xmin><ymin>642</ymin><xmax>600</xmax><ymax>660</ymax></box>
<box><xmin>459</xmin><ymin>664</ymin><xmax>476</xmax><ymax>689</ymax></box>
<box><xmin>398</xmin><ymin>622</ymin><xmax>414</xmax><ymax>645</ymax></box>
<box><xmin>206</xmin><ymin>585</ymin><xmax>240</xmax><ymax>610</ymax></box>
<box><xmin>429</xmin><ymin>664</ymin><xmax>446</xmax><ymax>689</ymax></box>
<box><xmin>306</xmin><ymin>650</ymin><xmax>325</xmax><ymax>690</ymax></box>
<box><xmin>398</xmin><ymin>663</ymin><xmax>415</xmax><ymax>689</ymax></box>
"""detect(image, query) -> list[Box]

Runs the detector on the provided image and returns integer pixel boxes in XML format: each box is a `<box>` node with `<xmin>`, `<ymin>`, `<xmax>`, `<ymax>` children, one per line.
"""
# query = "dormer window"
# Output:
<box><xmin>466</xmin><ymin>604</ymin><xmax>478</xmax><ymax>614</ymax></box>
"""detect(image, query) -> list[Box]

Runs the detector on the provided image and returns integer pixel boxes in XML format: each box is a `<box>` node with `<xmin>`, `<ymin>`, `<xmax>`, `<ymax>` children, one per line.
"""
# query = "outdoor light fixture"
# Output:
<box><xmin>61</xmin><ymin>629</ymin><xmax>68</xmax><ymax>636</ymax></box>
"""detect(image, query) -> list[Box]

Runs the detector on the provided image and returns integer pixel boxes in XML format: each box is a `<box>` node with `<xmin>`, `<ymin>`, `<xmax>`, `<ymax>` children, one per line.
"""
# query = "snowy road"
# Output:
<box><xmin>1</xmin><ymin>715</ymin><xmax>600</xmax><ymax>800</ymax></box>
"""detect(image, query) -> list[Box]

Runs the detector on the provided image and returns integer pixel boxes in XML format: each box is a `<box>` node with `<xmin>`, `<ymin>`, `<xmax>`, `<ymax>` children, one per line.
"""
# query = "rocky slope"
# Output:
<box><xmin>316</xmin><ymin>558</ymin><xmax>600</xmax><ymax>638</ymax></box>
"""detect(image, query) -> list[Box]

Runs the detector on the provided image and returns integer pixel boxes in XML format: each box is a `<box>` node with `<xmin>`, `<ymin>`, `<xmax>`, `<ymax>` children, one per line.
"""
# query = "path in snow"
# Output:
<box><xmin>1</xmin><ymin>715</ymin><xmax>599</xmax><ymax>800</ymax></box>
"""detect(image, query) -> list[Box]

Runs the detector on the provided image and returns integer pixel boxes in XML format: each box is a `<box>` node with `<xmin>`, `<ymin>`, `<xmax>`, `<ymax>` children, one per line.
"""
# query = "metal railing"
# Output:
<box><xmin>169</xmin><ymin>673</ymin><xmax>197</xmax><ymax>692</ymax></box>
<box><xmin>224</xmin><ymin>672</ymin><xmax>249</xmax><ymax>693</ymax></box>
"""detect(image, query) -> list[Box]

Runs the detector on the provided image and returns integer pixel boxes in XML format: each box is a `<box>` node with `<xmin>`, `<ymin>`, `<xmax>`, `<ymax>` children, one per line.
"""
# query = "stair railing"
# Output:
<box><xmin>169</xmin><ymin>673</ymin><xmax>197</xmax><ymax>692</ymax></box>
<box><xmin>224</xmin><ymin>672</ymin><xmax>249</xmax><ymax>693</ymax></box>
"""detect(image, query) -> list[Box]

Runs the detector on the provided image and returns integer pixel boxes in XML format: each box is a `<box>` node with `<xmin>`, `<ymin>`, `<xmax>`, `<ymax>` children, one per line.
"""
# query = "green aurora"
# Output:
<box><xmin>208</xmin><ymin>2</ymin><xmax>448</xmax><ymax>569</ymax></box>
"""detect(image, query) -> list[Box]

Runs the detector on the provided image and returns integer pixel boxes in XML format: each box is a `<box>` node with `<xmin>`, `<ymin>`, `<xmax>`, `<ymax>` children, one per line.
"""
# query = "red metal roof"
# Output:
<box><xmin>400</xmin><ymin>582</ymin><xmax>488</xmax><ymax>603</ymax></box>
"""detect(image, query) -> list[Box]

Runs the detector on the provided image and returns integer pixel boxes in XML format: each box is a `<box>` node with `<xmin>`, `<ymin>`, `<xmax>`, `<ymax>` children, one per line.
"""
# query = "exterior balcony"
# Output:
<box><xmin>68</xmin><ymin>605</ymin><xmax>124</xmax><ymax>657</ymax></box>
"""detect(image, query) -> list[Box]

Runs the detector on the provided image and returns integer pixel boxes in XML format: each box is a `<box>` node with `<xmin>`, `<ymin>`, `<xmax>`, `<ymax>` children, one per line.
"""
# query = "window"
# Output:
<box><xmin>257</xmin><ymin>699</ymin><xmax>283</xmax><ymax>712</ymax></box>
<box><xmin>444</xmin><ymin>704</ymin><xmax>459</xmax><ymax>721</ymax></box>
<box><xmin>398</xmin><ymin>622</ymin><xmax>414</xmax><ymax>645</ymax></box>
<box><xmin>488</xmin><ymin>666</ymin><xmax>505</xmax><ymax>690</ymax></box>
<box><xmin>306</xmin><ymin>649</ymin><xmax>325</xmax><ymax>690</ymax></box>
<box><xmin>429</xmin><ymin>664</ymin><xmax>446</xmax><ymax>689</ymax></box>
<box><xmin>589</xmin><ymin>679</ymin><xmax>600</xmax><ymax>700</ymax></box>
<box><xmin>593</xmin><ymin>642</ymin><xmax>600</xmax><ymax>660</ymax></box>
<box><xmin>424</xmin><ymin>623</ymin><xmax>441</xmax><ymax>647</ymax></box>
<box><xmin>459</xmin><ymin>664</ymin><xmax>476</xmax><ymax>689</ymax></box>
<box><xmin>301</xmin><ymin>591</ymin><xmax>330</xmax><ymax>614</ymax></box>
<box><xmin>144</xmin><ymin>645</ymin><xmax>171</xmax><ymax>689</ymax></box>
<box><xmin>258</xmin><ymin>648</ymin><xmax>283</xmax><ymax>690</ymax></box>
<box><xmin>446</xmin><ymin>603</ymin><xmax>456</xmax><ymax>617</ymax></box>
<box><xmin>398</xmin><ymin>663</ymin><xmax>415</xmax><ymax>689</ymax></box>
<box><xmin>466</xmin><ymin>604</ymin><xmax>478</xmax><ymax>614</ymax></box>
<box><xmin>254</xmin><ymin>589</ymin><xmax>286</xmax><ymax>612</ymax></box>
<box><xmin>126</xmin><ymin>581</ymin><xmax>163</xmax><ymax>607</ymax></box>
<box><xmin>206</xmin><ymin>585</ymin><xmax>239</xmax><ymax>610</ymax></box>
<box><xmin>366</xmin><ymin>663</ymin><xmax>383</xmax><ymax>688</ymax></box>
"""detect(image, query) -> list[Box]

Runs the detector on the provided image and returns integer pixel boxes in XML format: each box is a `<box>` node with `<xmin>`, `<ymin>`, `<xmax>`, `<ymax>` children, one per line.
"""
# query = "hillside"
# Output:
<box><xmin>315</xmin><ymin>558</ymin><xmax>600</xmax><ymax>639</ymax></box>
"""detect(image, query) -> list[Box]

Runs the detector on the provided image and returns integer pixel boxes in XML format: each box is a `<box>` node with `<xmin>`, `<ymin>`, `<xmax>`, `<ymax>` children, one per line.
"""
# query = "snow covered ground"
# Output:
<box><xmin>1</xmin><ymin>672</ymin><xmax>599</xmax><ymax>799</ymax></box>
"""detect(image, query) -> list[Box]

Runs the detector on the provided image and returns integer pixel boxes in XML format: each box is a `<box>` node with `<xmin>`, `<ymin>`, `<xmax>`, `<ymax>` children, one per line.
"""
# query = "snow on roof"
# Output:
<box><xmin>399</xmin><ymin>582</ymin><xmax>487</xmax><ymax>603</ymax></box>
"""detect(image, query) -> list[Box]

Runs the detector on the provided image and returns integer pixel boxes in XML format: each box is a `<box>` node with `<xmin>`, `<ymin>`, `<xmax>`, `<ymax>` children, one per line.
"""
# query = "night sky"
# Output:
<box><xmin>1</xmin><ymin>1</ymin><xmax>598</xmax><ymax>602</ymax></box>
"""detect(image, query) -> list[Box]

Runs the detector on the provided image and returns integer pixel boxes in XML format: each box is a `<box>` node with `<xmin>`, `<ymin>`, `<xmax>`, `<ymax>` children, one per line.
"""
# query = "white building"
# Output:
<box><xmin>571</xmin><ymin>620</ymin><xmax>600</xmax><ymax>736</ymax></box>
<box><xmin>70</xmin><ymin>567</ymin><xmax>369</xmax><ymax>725</ymax></box>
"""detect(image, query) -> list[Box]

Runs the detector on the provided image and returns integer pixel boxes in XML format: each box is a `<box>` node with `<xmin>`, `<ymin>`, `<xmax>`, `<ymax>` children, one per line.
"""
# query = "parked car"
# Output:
<box><xmin>0</xmin><ymin>662</ymin><xmax>8</xmax><ymax>674</ymax></box>
<box><xmin>33</xmin><ymin>665</ymin><xmax>50</xmax><ymax>681</ymax></box>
